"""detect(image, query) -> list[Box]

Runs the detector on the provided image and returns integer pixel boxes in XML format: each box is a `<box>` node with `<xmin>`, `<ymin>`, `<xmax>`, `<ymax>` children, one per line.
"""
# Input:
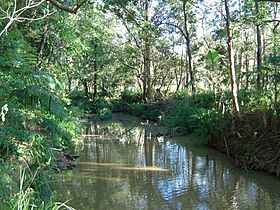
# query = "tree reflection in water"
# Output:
<box><xmin>53</xmin><ymin>115</ymin><xmax>280</xmax><ymax>210</ymax></box>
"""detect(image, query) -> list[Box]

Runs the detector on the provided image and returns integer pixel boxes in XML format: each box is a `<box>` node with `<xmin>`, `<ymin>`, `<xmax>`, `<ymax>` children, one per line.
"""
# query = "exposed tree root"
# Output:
<box><xmin>210</xmin><ymin>111</ymin><xmax>280</xmax><ymax>178</ymax></box>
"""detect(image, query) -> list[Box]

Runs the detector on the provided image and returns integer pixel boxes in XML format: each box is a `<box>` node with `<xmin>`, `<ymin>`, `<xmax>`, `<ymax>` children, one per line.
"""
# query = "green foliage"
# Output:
<box><xmin>0</xmin><ymin>30</ymin><xmax>36</xmax><ymax>70</ymax></box>
<box><xmin>88</xmin><ymin>98</ymin><xmax>114</xmax><ymax>120</ymax></box>
<box><xmin>164</xmin><ymin>92</ymin><xmax>217</xmax><ymax>131</ymax></box>
<box><xmin>164</xmin><ymin>100</ymin><xmax>197</xmax><ymax>128</ymax></box>
<box><xmin>206</xmin><ymin>49</ymin><xmax>219</xmax><ymax>65</ymax></box>
<box><xmin>0</xmin><ymin>164</ymin><xmax>73</xmax><ymax>210</ymax></box>
<box><xmin>173</xmin><ymin>88</ymin><xmax>192</xmax><ymax>100</ymax></box>
<box><xmin>111</xmin><ymin>101</ymin><xmax>129</xmax><ymax>113</ymax></box>
<box><xmin>111</xmin><ymin>90</ymin><xmax>143</xmax><ymax>115</ymax></box>
<box><xmin>193</xmin><ymin>108</ymin><xmax>229</xmax><ymax>140</ymax></box>
<box><xmin>0</xmin><ymin>19</ymin><xmax>82</xmax><ymax>208</ymax></box>
<box><xmin>112</xmin><ymin>98</ymin><xmax>162</xmax><ymax>121</ymax></box>
<box><xmin>238</xmin><ymin>89</ymin><xmax>276</xmax><ymax>111</ymax></box>
<box><xmin>120</xmin><ymin>90</ymin><xmax>143</xmax><ymax>104</ymax></box>
<box><xmin>0</xmin><ymin>0</ymin><xmax>279</xmax><ymax>204</ymax></box>
<box><xmin>69</xmin><ymin>90</ymin><xmax>93</xmax><ymax>112</ymax></box>
<box><xmin>128</xmin><ymin>103</ymin><xmax>145</xmax><ymax>116</ymax></box>
<box><xmin>94</xmin><ymin>99</ymin><xmax>113</xmax><ymax>112</ymax></box>
<box><xmin>0</xmin><ymin>105</ymin><xmax>81</xmax><ymax>207</ymax></box>
<box><xmin>0</xmin><ymin>161</ymin><xmax>14</xmax><ymax>209</ymax></box>
<box><xmin>97</xmin><ymin>107</ymin><xmax>113</xmax><ymax>120</ymax></box>
<box><xmin>142</xmin><ymin>103</ymin><xmax>163</xmax><ymax>121</ymax></box>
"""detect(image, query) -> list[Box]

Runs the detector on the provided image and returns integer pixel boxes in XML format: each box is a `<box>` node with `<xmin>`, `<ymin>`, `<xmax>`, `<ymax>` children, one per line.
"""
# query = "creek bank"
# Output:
<box><xmin>87</xmin><ymin>91</ymin><xmax>279</xmax><ymax>178</ymax></box>
<box><xmin>208</xmin><ymin>113</ymin><xmax>280</xmax><ymax>178</ymax></box>
<box><xmin>166</xmin><ymin>112</ymin><xmax>280</xmax><ymax>178</ymax></box>
<box><xmin>83</xmin><ymin>113</ymin><xmax>190</xmax><ymax>138</ymax></box>
<box><xmin>53</xmin><ymin>150</ymin><xmax>80</xmax><ymax>172</ymax></box>
<box><xmin>92</xmin><ymin>111</ymin><xmax>280</xmax><ymax>178</ymax></box>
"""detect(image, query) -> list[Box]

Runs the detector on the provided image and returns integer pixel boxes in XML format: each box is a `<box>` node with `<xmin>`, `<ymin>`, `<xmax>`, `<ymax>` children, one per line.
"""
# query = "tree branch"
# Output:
<box><xmin>263</xmin><ymin>19</ymin><xmax>280</xmax><ymax>33</ymax></box>
<box><xmin>165</xmin><ymin>22</ymin><xmax>188</xmax><ymax>40</ymax></box>
<box><xmin>47</xmin><ymin>0</ymin><xmax>88</xmax><ymax>14</ymax></box>
<box><xmin>0</xmin><ymin>0</ymin><xmax>46</xmax><ymax>37</ymax></box>
<box><xmin>257</xmin><ymin>0</ymin><xmax>280</xmax><ymax>2</ymax></box>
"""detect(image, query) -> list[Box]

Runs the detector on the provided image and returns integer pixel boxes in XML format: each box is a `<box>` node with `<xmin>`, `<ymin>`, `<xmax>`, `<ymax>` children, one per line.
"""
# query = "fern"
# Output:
<box><xmin>18</xmin><ymin>85</ymin><xmax>65</xmax><ymax>119</ymax></box>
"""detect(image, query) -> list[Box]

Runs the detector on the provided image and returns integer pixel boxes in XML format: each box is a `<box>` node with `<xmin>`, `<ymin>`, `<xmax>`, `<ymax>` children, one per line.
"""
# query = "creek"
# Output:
<box><xmin>52</xmin><ymin>114</ymin><xmax>280</xmax><ymax>210</ymax></box>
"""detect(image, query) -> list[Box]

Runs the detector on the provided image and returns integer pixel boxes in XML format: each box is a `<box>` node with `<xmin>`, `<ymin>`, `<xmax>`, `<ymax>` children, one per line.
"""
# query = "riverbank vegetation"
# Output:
<box><xmin>0</xmin><ymin>0</ymin><xmax>279</xmax><ymax>208</ymax></box>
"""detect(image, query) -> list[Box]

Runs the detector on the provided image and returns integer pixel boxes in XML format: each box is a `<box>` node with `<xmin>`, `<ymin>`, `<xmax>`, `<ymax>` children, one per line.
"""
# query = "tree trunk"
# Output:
<box><xmin>49</xmin><ymin>96</ymin><xmax>52</xmax><ymax>113</ymax></box>
<box><xmin>143</xmin><ymin>37</ymin><xmax>151</xmax><ymax>100</ymax></box>
<box><xmin>68</xmin><ymin>74</ymin><xmax>72</xmax><ymax>93</ymax></box>
<box><xmin>185</xmin><ymin>45</ymin><xmax>189</xmax><ymax>87</ymax></box>
<box><xmin>273</xmin><ymin>3</ymin><xmax>278</xmax><ymax>113</ymax></box>
<box><xmin>255</xmin><ymin>1</ymin><xmax>262</xmax><ymax>89</ymax></box>
<box><xmin>225</xmin><ymin>0</ymin><xmax>240</xmax><ymax>114</ymax></box>
<box><xmin>245</xmin><ymin>53</ymin><xmax>249</xmax><ymax>90</ymax></box>
<box><xmin>262</xmin><ymin>27</ymin><xmax>266</xmax><ymax>89</ymax></box>
<box><xmin>93</xmin><ymin>60</ymin><xmax>98</xmax><ymax>100</ymax></box>
<box><xmin>183</xmin><ymin>0</ymin><xmax>195</xmax><ymax>94</ymax></box>
<box><xmin>83</xmin><ymin>79</ymin><xmax>90</xmax><ymax>99</ymax></box>
<box><xmin>237</xmin><ymin>50</ymin><xmax>243</xmax><ymax>90</ymax></box>
<box><xmin>176</xmin><ymin>50</ymin><xmax>184</xmax><ymax>91</ymax></box>
<box><xmin>244</xmin><ymin>32</ymin><xmax>250</xmax><ymax>90</ymax></box>
<box><xmin>37</xmin><ymin>24</ymin><xmax>48</xmax><ymax>68</ymax></box>
<box><xmin>143</xmin><ymin>0</ymin><xmax>152</xmax><ymax>101</ymax></box>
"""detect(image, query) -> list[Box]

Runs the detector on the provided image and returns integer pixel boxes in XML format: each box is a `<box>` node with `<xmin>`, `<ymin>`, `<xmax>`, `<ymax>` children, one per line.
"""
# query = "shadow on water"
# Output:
<box><xmin>52</xmin><ymin>114</ymin><xmax>280</xmax><ymax>210</ymax></box>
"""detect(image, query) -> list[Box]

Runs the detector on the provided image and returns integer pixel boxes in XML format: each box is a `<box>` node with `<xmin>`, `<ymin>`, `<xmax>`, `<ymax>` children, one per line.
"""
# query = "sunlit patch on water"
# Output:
<box><xmin>77</xmin><ymin>162</ymin><xmax>169</xmax><ymax>172</ymax></box>
<box><xmin>114</xmin><ymin>166</ymin><xmax>169</xmax><ymax>172</ymax></box>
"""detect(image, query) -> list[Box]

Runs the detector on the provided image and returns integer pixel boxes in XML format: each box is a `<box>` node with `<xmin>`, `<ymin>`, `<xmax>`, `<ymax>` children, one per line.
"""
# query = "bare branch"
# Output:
<box><xmin>0</xmin><ymin>6</ymin><xmax>6</xmax><ymax>14</ymax></box>
<box><xmin>17</xmin><ymin>12</ymin><xmax>55</xmax><ymax>22</ymax></box>
<box><xmin>257</xmin><ymin>0</ymin><xmax>280</xmax><ymax>2</ymax></box>
<box><xmin>0</xmin><ymin>0</ymin><xmax>46</xmax><ymax>37</ymax></box>
<box><xmin>17</xmin><ymin>0</ymin><xmax>46</xmax><ymax>17</ymax></box>
<box><xmin>47</xmin><ymin>0</ymin><xmax>88</xmax><ymax>14</ymax></box>
<box><xmin>263</xmin><ymin>19</ymin><xmax>280</xmax><ymax>33</ymax></box>
<box><xmin>165</xmin><ymin>22</ymin><xmax>188</xmax><ymax>40</ymax></box>
<box><xmin>263</xmin><ymin>19</ymin><xmax>280</xmax><ymax>23</ymax></box>
<box><xmin>0</xmin><ymin>0</ymin><xmax>88</xmax><ymax>37</ymax></box>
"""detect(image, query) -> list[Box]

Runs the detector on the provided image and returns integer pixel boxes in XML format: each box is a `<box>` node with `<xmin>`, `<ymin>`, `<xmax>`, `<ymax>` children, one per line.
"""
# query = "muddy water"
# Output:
<box><xmin>53</xmin><ymin>114</ymin><xmax>280</xmax><ymax>210</ymax></box>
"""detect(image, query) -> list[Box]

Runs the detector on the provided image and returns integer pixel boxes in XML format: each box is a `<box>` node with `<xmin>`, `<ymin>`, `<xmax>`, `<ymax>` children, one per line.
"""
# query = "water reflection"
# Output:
<box><xmin>53</xmin><ymin>115</ymin><xmax>280</xmax><ymax>210</ymax></box>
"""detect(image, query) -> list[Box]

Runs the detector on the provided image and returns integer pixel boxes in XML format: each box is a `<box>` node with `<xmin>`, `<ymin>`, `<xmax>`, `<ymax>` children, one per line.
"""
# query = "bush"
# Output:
<box><xmin>69</xmin><ymin>90</ymin><xmax>93</xmax><ymax>112</ymax></box>
<box><xmin>97</xmin><ymin>107</ymin><xmax>113</xmax><ymax>120</ymax></box>
<box><xmin>120</xmin><ymin>90</ymin><xmax>142</xmax><ymax>104</ymax></box>
<box><xmin>111</xmin><ymin>101</ymin><xmax>129</xmax><ymax>113</ymax></box>
<box><xmin>128</xmin><ymin>103</ymin><xmax>145</xmax><ymax>116</ymax></box>
<box><xmin>142</xmin><ymin>103</ymin><xmax>163</xmax><ymax>121</ymax></box>
<box><xmin>94</xmin><ymin>99</ymin><xmax>112</xmax><ymax>112</ymax></box>
<box><xmin>163</xmin><ymin>92</ymin><xmax>218</xmax><ymax>132</ymax></box>
<box><xmin>193</xmin><ymin>108</ymin><xmax>229</xmax><ymax>141</ymax></box>
<box><xmin>173</xmin><ymin>89</ymin><xmax>191</xmax><ymax>100</ymax></box>
<box><xmin>188</xmin><ymin>92</ymin><xmax>216</xmax><ymax>109</ymax></box>
<box><xmin>164</xmin><ymin>100</ymin><xmax>195</xmax><ymax>127</ymax></box>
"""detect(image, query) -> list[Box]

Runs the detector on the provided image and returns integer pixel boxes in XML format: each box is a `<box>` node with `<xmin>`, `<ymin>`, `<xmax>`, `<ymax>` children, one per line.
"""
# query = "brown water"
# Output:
<box><xmin>52</xmin><ymin>114</ymin><xmax>280</xmax><ymax>210</ymax></box>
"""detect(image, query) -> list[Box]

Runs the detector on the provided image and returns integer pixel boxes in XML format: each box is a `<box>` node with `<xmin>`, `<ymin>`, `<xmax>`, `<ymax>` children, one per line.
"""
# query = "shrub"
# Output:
<box><xmin>188</xmin><ymin>92</ymin><xmax>216</xmax><ymax>109</ymax></box>
<box><xmin>164</xmin><ymin>100</ymin><xmax>195</xmax><ymax>127</ymax></box>
<box><xmin>163</xmin><ymin>92</ymin><xmax>218</xmax><ymax>131</ymax></box>
<box><xmin>120</xmin><ymin>90</ymin><xmax>142</xmax><ymax>104</ymax></box>
<box><xmin>128</xmin><ymin>103</ymin><xmax>145</xmax><ymax>116</ymax></box>
<box><xmin>97</xmin><ymin>107</ymin><xmax>113</xmax><ymax>120</ymax></box>
<box><xmin>142</xmin><ymin>103</ymin><xmax>163</xmax><ymax>121</ymax></box>
<box><xmin>69</xmin><ymin>90</ymin><xmax>93</xmax><ymax>112</ymax></box>
<box><xmin>94</xmin><ymin>99</ymin><xmax>112</xmax><ymax>112</ymax></box>
<box><xmin>111</xmin><ymin>101</ymin><xmax>129</xmax><ymax>113</ymax></box>
<box><xmin>193</xmin><ymin>108</ymin><xmax>228</xmax><ymax>141</ymax></box>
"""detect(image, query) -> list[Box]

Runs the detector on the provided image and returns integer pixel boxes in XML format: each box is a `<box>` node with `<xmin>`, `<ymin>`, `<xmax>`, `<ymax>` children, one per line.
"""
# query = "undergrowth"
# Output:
<box><xmin>0</xmin><ymin>101</ymin><xmax>81</xmax><ymax>208</ymax></box>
